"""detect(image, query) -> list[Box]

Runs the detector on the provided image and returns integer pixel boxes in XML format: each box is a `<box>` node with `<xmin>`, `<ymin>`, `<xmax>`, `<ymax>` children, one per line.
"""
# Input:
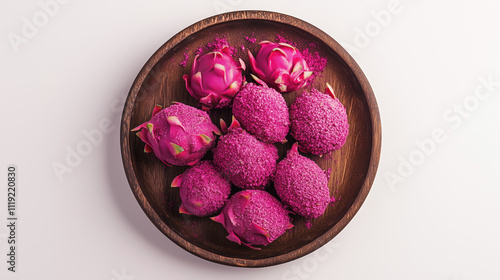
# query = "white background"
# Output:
<box><xmin>1</xmin><ymin>0</ymin><xmax>499</xmax><ymax>279</ymax></box>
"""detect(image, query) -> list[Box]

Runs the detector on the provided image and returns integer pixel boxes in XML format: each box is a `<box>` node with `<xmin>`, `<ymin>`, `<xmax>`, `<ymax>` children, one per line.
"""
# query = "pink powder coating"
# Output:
<box><xmin>132</xmin><ymin>103</ymin><xmax>220</xmax><ymax>166</ymax></box>
<box><xmin>274</xmin><ymin>143</ymin><xmax>331</xmax><ymax>218</ymax></box>
<box><xmin>290</xmin><ymin>88</ymin><xmax>349</xmax><ymax>155</ymax></box>
<box><xmin>176</xmin><ymin>161</ymin><xmax>231</xmax><ymax>217</ymax></box>
<box><xmin>212</xmin><ymin>127</ymin><xmax>278</xmax><ymax>190</ymax></box>
<box><xmin>232</xmin><ymin>83</ymin><xmax>290</xmax><ymax>143</ymax></box>
<box><xmin>211</xmin><ymin>190</ymin><xmax>292</xmax><ymax>249</ymax></box>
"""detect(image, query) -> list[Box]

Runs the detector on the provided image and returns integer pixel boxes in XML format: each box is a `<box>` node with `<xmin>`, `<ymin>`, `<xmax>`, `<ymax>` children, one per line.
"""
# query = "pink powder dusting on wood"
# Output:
<box><xmin>330</xmin><ymin>196</ymin><xmax>336</xmax><ymax>205</ymax></box>
<box><xmin>302</xmin><ymin>46</ymin><xmax>327</xmax><ymax>86</ymax></box>
<box><xmin>245</xmin><ymin>35</ymin><xmax>257</xmax><ymax>44</ymax></box>
<box><xmin>324</xmin><ymin>168</ymin><xmax>332</xmax><ymax>181</ymax></box>
<box><xmin>195</xmin><ymin>35</ymin><xmax>235</xmax><ymax>56</ymax></box>
<box><xmin>276</xmin><ymin>33</ymin><xmax>327</xmax><ymax>86</ymax></box>
<box><xmin>163</xmin><ymin>197</ymin><xmax>175</xmax><ymax>211</ymax></box>
<box><xmin>305</xmin><ymin>219</ymin><xmax>312</xmax><ymax>229</ymax></box>
<box><xmin>323</xmin><ymin>152</ymin><xmax>334</xmax><ymax>160</ymax></box>
<box><xmin>179</xmin><ymin>52</ymin><xmax>189</xmax><ymax>67</ymax></box>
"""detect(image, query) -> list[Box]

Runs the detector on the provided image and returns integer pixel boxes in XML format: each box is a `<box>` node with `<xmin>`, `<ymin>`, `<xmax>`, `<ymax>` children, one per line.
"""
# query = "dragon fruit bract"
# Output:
<box><xmin>171</xmin><ymin>161</ymin><xmax>231</xmax><ymax>217</ymax></box>
<box><xmin>248</xmin><ymin>41</ymin><xmax>313</xmax><ymax>93</ymax></box>
<box><xmin>211</xmin><ymin>189</ymin><xmax>293</xmax><ymax>249</ymax></box>
<box><xmin>183</xmin><ymin>46</ymin><xmax>245</xmax><ymax>110</ymax></box>
<box><xmin>132</xmin><ymin>103</ymin><xmax>221</xmax><ymax>166</ymax></box>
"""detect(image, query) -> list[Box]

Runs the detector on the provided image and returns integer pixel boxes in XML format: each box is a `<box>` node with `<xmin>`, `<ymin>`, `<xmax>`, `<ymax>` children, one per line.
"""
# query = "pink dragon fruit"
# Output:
<box><xmin>211</xmin><ymin>189</ymin><xmax>293</xmax><ymax>249</ymax></box>
<box><xmin>274</xmin><ymin>143</ymin><xmax>332</xmax><ymax>219</ymax></box>
<box><xmin>171</xmin><ymin>161</ymin><xmax>231</xmax><ymax>217</ymax></box>
<box><xmin>132</xmin><ymin>102</ymin><xmax>221</xmax><ymax>166</ymax></box>
<box><xmin>247</xmin><ymin>41</ymin><xmax>313</xmax><ymax>93</ymax></box>
<box><xmin>232</xmin><ymin>82</ymin><xmax>290</xmax><ymax>144</ymax></box>
<box><xmin>183</xmin><ymin>46</ymin><xmax>245</xmax><ymax>110</ymax></box>
<box><xmin>213</xmin><ymin>117</ymin><xmax>278</xmax><ymax>190</ymax></box>
<box><xmin>290</xmin><ymin>83</ymin><xmax>349</xmax><ymax>155</ymax></box>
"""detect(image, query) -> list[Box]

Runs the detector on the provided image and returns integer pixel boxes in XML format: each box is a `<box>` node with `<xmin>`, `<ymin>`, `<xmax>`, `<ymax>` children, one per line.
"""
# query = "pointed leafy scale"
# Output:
<box><xmin>290</xmin><ymin>142</ymin><xmax>300</xmax><ymax>156</ymax></box>
<box><xmin>197</xmin><ymin>134</ymin><xmax>212</xmax><ymax>145</ymax></box>
<box><xmin>224</xmin><ymin>80</ymin><xmax>240</xmax><ymax>95</ymax></box>
<box><xmin>171</xmin><ymin>174</ymin><xmax>183</xmax><ymax>188</ymax></box>
<box><xmin>220</xmin><ymin>118</ymin><xmax>228</xmax><ymax>134</ymax></box>
<box><xmin>167</xmin><ymin>116</ymin><xmax>184</xmax><ymax>128</ymax></box>
<box><xmin>213</xmin><ymin>63</ymin><xmax>227</xmax><ymax>84</ymax></box>
<box><xmin>278</xmin><ymin>42</ymin><xmax>296</xmax><ymax>51</ymax></box>
<box><xmin>303</xmin><ymin>71</ymin><xmax>313</xmax><ymax>79</ymax></box>
<box><xmin>146</xmin><ymin>123</ymin><xmax>154</xmax><ymax>137</ymax></box>
<box><xmin>250</xmin><ymin>73</ymin><xmax>268</xmax><ymax>87</ymax></box>
<box><xmin>170</xmin><ymin>143</ymin><xmax>184</xmax><ymax>155</ymax></box>
<box><xmin>229</xmin><ymin>115</ymin><xmax>241</xmax><ymax>130</ymax></box>
<box><xmin>213</xmin><ymin>125</ymin><xmax>222</xmax><ymax>136</ymax></box>
<box><xmin>179</xmin><ymin>203</ymin><xmax>192</xmax><ymax>215</ymax></box>
<box><xmin>291</xmin><ymin>62</ymin><xmax>303</xmax><ymax>74</ymax></box>
<box><xmin>238</xmin><ymin>58</ymin><xmax>246</xmax><ymax>70</ymax></box>
<box><xmin>278</xmin><ymin>84</ymin><xmax>287</xmax><ymax>92</ymax></box>
<box><xmin>152</xmin><ymin>105</ymin><xmax>163</xmax><ymax>117</ymax></box>
<box><xmin>226</xmin><ymin>232</ymin><xmax>242</xmax><ymax>245</ymax></box>
<box><xmin>251</xmin><ymin>223</ymin><xmax>271</xmax><ymax>238</ymax></box>
<box><xmin>325</xmin><ymin>83</ymin><xmax>336</xmax><ymax>99</ymax></box>
<box><xmin>271</xmin><ymin>47</ymin><xmax>288</xmax><ymax>58</ymax></box>
<box><xmin>144</xmin><ymin>144</ymin><xmax>153</xmax><ymax>153</ymax></box>
<box><xmin>210</xmin><ymin>212</ymin><xmax>225</xmax><ymax>226</ymax></box>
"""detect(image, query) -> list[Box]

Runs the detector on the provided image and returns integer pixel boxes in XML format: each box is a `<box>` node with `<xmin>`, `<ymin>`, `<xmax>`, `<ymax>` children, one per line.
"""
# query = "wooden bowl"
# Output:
<box><xmin>120</xmin><ymin>11</ymin><xmax>381</xmax><ymax>267</ymax></box>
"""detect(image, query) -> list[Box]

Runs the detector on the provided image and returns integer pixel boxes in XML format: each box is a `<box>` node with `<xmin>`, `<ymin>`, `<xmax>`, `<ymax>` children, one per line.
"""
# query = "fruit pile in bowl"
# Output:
<box><xmin>131</xmin><ymin>39</ymin><xmax>349</xmax><ymax>250</ymax></box>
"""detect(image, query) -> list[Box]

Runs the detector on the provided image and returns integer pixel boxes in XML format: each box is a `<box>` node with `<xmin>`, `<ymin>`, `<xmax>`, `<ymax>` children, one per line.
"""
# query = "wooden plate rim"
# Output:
<box><xmin>120</xmin><ymin>10</ymin><xmax>381</xmax><ymax>267</ymax></box>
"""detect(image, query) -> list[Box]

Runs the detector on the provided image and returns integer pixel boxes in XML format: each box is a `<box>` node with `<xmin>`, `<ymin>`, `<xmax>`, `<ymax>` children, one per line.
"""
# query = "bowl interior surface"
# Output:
<box><xmin>122</xmin><ymin>12</ymin><xmax>379</xmax><ymax>267</ymax></box>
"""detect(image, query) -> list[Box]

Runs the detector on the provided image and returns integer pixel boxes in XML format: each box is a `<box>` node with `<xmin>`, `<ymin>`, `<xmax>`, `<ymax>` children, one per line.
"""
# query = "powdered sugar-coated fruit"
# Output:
<box><xmin>171</xmin><ymin>161</ymin><xmax>231</xmax><ymax>217</ymax></box>
<box><xmin>248</xmin><ymin>41</ymin><xmax>313</xmax><ymax>93</ymax></box>
<box><xmin>232</xmin><ymin>82</ymin><xmax>289</xmax><ymax>143</ymax></box>
<box><xmin>274</xmin><ymin>143</ymin><xmax>331</xmax><ymax>219</ymax></box>
<box><xmin>211</xmin><ymin>189</ymin><xmax>293</xmax><ymax>249</ymax></box>
<box><xmin>212</xmin><ymin>117</ymin><xmax>278</xmax><ymax>190</ymax></box>
<box><xmin>290</xmin><ymin>84</ymin><xmax>349</xmax><ymax>155</ymax></box>
<box><xmin>132</xmin><ymin>103</ymin><xmax>221</xmax><ymax>166</ymax></box>
<box><xmin>183</xmin><ymin>46</ymin><xmax>245</xmax><ymax>110</ymax></box>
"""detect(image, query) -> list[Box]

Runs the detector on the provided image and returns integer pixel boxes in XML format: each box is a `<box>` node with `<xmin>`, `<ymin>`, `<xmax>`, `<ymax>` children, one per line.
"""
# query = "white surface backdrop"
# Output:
<box><xmin>1</xmin><ymin>0</ymin><xmax>500</xmax><ymax>279</ymax></box>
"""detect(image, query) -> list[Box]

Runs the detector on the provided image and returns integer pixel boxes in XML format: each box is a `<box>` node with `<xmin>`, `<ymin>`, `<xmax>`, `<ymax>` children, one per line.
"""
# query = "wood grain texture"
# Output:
<box><xmin>120</xmin><ymin>10</ymin><xmax>381</xmax><ymax>267</ymax></box>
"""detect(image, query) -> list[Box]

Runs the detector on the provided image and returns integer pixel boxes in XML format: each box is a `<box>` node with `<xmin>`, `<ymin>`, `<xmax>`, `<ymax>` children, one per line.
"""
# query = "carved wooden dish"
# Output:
<box><xmin>121</xmin><ymin>10</ymin><xmax>381</xmax><ymax>267</ymax></box>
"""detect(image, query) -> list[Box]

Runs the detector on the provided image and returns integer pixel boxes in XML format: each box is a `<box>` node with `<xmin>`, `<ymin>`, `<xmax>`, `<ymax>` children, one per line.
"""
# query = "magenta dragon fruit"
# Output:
<box><xmin>247</xmin><ymin>41</ymin><xmax>313</xmax><ymax>93</ymax></box>
<box><xmin>274</xmin><ymin>143</ymin><xmax>332</xmax><ymax>219</ymax></box>
<box><xmin>290</xmin><ymin>83</ymin><xmax>349</xmax><ymax>155</ymax></box>
<box><xmin>213</xmin><ymin>117</ymin><xmax>278</xmax><ymax>190</ymax></box>
<box><xmin>211</xmin><ymin>189</ymin><xmax>293</xmax><ymax>249</ymax></box>
<box><xmin>132</xmin><ymin>102</ymin><xmax>221</xmax><ymax>166</ymax></box>
<box><xmin>232</xmin><ymin>82</ymin><xmax>290</xmax><ymax>144</ymax></box>
<box><xmin>171</xmin><ymin>161</ymin><xmax>231</xmax><ymax>217</ymax></box>
<box><xmin>183</xmin><ymin>46</ymin><xmax>245</xmax><ymax>110</ymax></box>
